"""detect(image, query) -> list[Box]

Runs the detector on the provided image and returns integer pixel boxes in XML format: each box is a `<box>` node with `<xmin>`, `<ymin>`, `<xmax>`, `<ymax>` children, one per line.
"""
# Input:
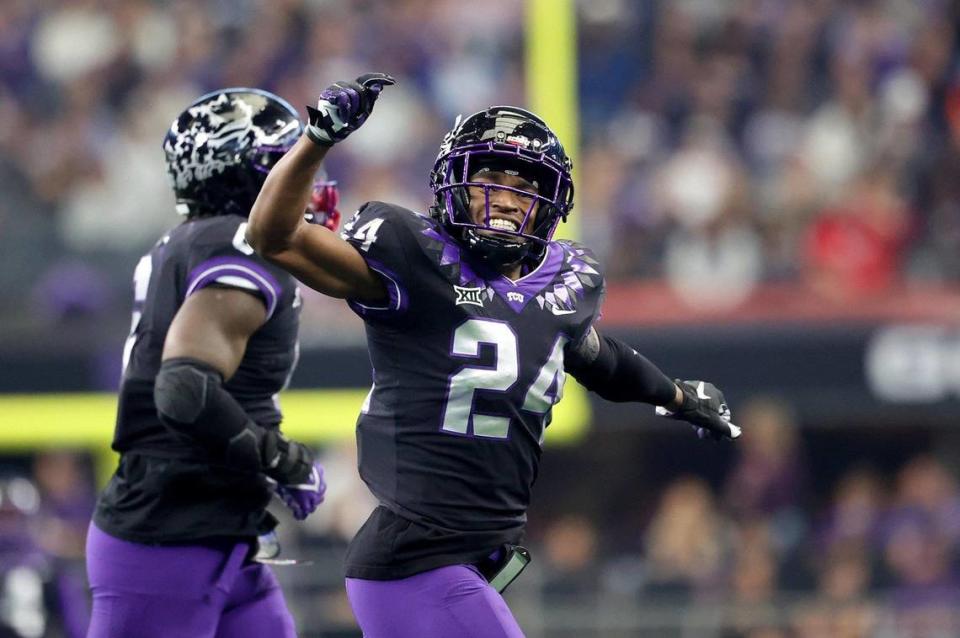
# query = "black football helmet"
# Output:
<box><xmin>164</xmin><ymin>88</ymin><xmax>337</xmax><ymax>221</ymax></box>
<box><xmin>430</xmin><ymin>106</ymin><xmax>574</xmax><ymax>267</ymax></box>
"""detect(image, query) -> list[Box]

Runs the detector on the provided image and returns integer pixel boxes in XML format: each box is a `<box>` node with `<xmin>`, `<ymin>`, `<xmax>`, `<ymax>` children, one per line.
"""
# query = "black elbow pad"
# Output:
<box><xmin>154</xmin><ymin>357</ymin><xmax>313</xmax><ymax>483</ymax></box>
<box><xmin>155</xmin><ymin>358</ymin><xmax>263</xmax><ymax>469</ymax></box>
<box><xmin>154</xmin><ymin>357</ymin><xmax>251</xmax><ymax>455</ymax></box>
<box><xmin>154</xmin><ymin>359</ymin><xmax>216</xmax><ymax>429</ymax></box>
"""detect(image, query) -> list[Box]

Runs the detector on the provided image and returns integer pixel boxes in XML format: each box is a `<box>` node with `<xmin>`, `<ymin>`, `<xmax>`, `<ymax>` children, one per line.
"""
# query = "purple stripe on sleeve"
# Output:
<box><xmin>485</xmin><ymin>242</ymin><xmax>564</xmax><ymax>312</ymax></box>
<box><xmin>185</xmin><ymin>256</ymin><xmax>282</xmax><ymax>319</ymax></box>
<box><xmin>347</xmin><ymin>257</ymin><xmax>407</xmax><ymax>319</ymax></box>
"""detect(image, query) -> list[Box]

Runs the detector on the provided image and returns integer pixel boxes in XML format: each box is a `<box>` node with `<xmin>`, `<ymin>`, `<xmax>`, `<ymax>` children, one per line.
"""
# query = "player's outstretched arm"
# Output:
<box><xmin>564</xmin><ymin>327</ymin><xmax>741</xmax><ymax>441</ymax></box>
<box><xmin>155</xmin><ymin>287</ymin><xmax>325</xmax><ymax>518</ymax></box>
<box><xmin>247</xmin><ymin>73</ymin><xmax>395</xmax><ymax>303</ymax></box>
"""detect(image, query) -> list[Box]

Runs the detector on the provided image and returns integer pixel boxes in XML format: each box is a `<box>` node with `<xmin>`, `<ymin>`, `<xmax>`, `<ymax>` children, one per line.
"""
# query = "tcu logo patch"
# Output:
<box><xmin>454</xmin><ymin>286</ymin><xmax>486</xmax><ymax>307</ymax></box>
<box><xmin>507</xmin><ymin>292</ymin><xmax>524</xmax><ymax>303</ymax></box>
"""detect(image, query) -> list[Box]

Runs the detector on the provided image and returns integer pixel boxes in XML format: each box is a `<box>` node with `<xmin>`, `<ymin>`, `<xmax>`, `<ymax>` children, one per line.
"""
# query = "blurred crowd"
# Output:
<box><xmin>9</xmin><ymin>402</ymin><xmax>960</xmax><ymax>637</ymax></box>
<box><xmin>0</xmin><ymin>452</ymin><xmax>92</xmax><ymax>638</ymax></box>
<box><xmin>3</xmin><ymin>0</ymin><xmax>960</xmax><ymax>636</ymax></box>
<box><xmin>524</xmin><ymin>398</ymin><xmax>960</xmax><ymax>637</ymax></box>
<box><xmin>3</xmin><ymin>1</ymin><xmax>960</xmax><ymax>636</ymax></box>
<box><xmin>0</xmin><ymin>0</ymin><xmax>524</xmax><ymax>339</ymax></box>
<box><xmin>575</xmin><ymin>0</ymin><xmax>960</xmax><ymax>308</ymax></box>
<box><xmin>1</xmin><ymin>0</ymin><xmax>959</xmax><ymax>337</ymax></box>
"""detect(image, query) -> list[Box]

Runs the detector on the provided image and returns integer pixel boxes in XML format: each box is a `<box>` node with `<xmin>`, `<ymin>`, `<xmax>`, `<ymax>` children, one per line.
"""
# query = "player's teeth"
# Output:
<box><xmin>489</xmin><ymin>219</ymin><xmax>518</xmax><ymax>232</ymax></box>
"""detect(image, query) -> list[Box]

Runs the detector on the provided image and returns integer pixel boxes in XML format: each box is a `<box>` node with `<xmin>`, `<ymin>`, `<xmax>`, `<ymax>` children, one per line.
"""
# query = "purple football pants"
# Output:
<box><xmin>346</xmin><ymin>565</ymin><xmax>524</xmax><ymax>638</ymax></box>
<box><xmin>85</xmin><ymin>523</ymin><xmax>296</xmax><ymax>638</ymax></box>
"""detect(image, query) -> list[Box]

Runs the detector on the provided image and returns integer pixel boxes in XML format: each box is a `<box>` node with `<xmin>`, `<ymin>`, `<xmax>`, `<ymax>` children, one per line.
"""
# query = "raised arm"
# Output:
<box><xmin>246</xmin><ymin>73</ymin><xmax>395</xmax><ymax>303</ymax></box>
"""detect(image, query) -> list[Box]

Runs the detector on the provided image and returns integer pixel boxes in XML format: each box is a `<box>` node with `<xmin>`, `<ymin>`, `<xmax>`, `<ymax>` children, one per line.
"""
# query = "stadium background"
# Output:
<box><xmin>1</xmin><ymin>0</ymin><xmax>960</xmax><ymax>636</ymax></box>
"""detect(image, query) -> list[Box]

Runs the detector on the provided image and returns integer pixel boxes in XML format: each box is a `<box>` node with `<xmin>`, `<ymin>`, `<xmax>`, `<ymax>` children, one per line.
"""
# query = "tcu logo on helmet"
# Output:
<box><xmin>163</xmin><ymin>88</ymin><xmax>304</xmax><ymax>217</ymax></box>
<box><xmin>166</xmin><ymin>93</ymin><xmax>259</xmax><ymax>190</ymax></box>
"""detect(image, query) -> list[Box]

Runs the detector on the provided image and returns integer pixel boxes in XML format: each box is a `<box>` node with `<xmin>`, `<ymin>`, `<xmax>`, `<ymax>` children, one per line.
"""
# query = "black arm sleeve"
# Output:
<box><xmin>564</xmin><ymin>332</ymin><xmax>677</xmax><ymax>405</ymax></box>
<box><xmin>154</xmin><ymin>357</ymin><xmax>312</xmax><ymax>483</ymax></box>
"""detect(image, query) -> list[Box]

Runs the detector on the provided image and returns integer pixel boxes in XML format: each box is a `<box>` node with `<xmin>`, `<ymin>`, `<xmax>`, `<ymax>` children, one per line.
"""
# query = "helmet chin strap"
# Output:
<box><xmin>463</xmin><ymin>228</ymin><xmax>537</xmax><ymax>269</ymax></box>
<box><xmin>444</xmin><ymin>194</ymin><xmax>547</xmax><ymax>272</ymax></box>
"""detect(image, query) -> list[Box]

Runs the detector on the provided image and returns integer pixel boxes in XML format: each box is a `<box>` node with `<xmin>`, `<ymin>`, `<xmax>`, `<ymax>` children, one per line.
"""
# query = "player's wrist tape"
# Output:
<box><xmin>155</xmin><ymin>357</ymin><xmax>313</xmax><ymax>483</ymax></box>
<box><xmin>304</xmin><ymin>127</ymin><xmax>334</xmax><ymax>147</ymax></box>
<box><xmin>304</xmin><ymin>106</ymin><xmax>335</xmax><ymax>147</ymax></box>
<box><xmin>565</xmin><ymin>334</ymin><xmax>676</xmax><ymax>405</ymax></box>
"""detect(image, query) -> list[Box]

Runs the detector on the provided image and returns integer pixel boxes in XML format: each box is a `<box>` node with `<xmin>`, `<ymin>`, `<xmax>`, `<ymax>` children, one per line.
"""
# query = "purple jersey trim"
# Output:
<box><xmin>422</xmin><ymin>225</ymin><xmax>564</xmax><ymax>312</ymax></box>
<box><xmin>347</xmin><ymin>257</ymin><xmax>407</xmax><ymax>318</ymax></box>
<box><xmin>186</xmin><ymin>256</ymin><xmax>281</xmax><ymax>319</ymax></box>
<box><xmin>485</xmin><ymin>242</ymin><xmax>564</xmax><ymax>312</ymax></box>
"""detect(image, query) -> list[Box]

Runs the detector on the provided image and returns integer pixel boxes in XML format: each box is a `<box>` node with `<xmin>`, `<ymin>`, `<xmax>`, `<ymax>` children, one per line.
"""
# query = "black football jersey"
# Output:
<box><xmin>94</xmin><ymin>214</ymin><xmax>301</xmax><ymax>543</ymax></box>
<box><xmin>340</xmin><ymin>202</ymin><xmax>605</xmax><ymax>579</ymax></box>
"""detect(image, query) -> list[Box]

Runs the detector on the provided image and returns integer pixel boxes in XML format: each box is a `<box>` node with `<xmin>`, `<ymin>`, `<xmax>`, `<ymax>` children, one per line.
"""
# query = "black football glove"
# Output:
<box><xmin>655</xmin><ymin>379</ymin><xmax>742</xmax><ymax>441</ymax></box>
<box><xmin>305</xmin><ymin>72</ymin><xmax>396</xmax><ymax>146</ymax></box>
<box><xmin>260</xmin><ymin>430</ymin><xmax>315</xmax><ymax>484</ymax></box>
<box><xmin>226</xmin><ymin>426</ymin><xmax>315</xmax><ymax>485</ymax></box>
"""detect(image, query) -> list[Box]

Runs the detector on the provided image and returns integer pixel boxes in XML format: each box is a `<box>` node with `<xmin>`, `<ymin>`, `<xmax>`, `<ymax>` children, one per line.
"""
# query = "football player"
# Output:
<box><xmin>246</xmin><ymin>74</ymin><xmax>741</xmax><ymax>638</ymax></box>
<box><xmin>86</xmin><ymin>89</ymin><xmax>337</xmax><ymax>638</ymax></box>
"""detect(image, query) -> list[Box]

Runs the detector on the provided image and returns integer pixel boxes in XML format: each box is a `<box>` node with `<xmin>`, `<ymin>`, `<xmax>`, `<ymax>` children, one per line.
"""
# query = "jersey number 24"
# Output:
<box><xmin>441</xmin><ymin>318</ymin><xmax>567</xmax><ymax>440</ymax></box>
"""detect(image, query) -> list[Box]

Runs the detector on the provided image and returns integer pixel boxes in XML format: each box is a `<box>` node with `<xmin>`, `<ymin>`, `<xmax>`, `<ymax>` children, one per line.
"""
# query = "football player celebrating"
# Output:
<box><xmin>247</xmin><ymin>74</ymin><xmax>740</xmax><ymax>638</ymax></box>
<box><xmin>86</xmin><ymin>89</ymin><xmax>337</xmax><ymax>638</ymax></box>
